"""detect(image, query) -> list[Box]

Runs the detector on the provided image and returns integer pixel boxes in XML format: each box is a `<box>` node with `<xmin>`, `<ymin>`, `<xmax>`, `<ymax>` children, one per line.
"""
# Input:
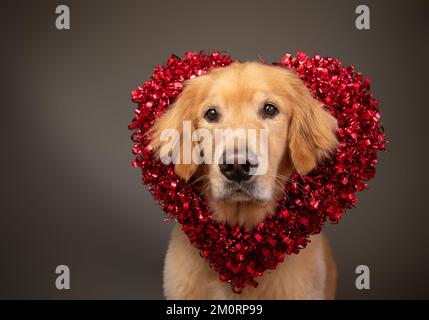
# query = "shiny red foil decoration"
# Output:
<box><xmin>129</xmin><ymin>51</ymin><xmax>386</xmax><ymax>291</ymax></box>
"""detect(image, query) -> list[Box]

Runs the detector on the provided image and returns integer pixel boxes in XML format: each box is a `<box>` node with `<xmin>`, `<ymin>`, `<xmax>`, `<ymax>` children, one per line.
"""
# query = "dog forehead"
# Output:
<box><xmin>204</xmin><ymin>63</ymin><xmax>282</xmax><ymax>105</ymax></box>
<box><xmin>210</xmin><ymin>62</ymin><xmax>278</xmax><ymax>86</ymax></box>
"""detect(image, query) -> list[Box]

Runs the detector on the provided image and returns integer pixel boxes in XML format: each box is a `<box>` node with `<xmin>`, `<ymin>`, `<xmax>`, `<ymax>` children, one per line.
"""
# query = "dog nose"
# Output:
<box><xmin>218</xmin><ymin>151</ymin><xmax>258</xmax><ymax>183</ymax></box>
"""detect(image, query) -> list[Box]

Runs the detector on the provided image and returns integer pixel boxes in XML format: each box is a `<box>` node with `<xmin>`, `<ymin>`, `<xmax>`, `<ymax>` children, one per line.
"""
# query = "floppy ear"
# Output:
<box><xmin>149</xmin><ymin>79</ymin><xmax>200</xmax><ymax>181</ymax></box>
<box><xmin>287</xmin><ymin>77</ymin><xmax>338</xmax><ymax>176</ymax></box>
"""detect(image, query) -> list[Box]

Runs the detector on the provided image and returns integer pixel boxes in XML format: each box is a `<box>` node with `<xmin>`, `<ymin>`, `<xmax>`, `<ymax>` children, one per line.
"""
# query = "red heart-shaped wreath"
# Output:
<box><xmin>129</xmin><ymin>51</ymin><xmax>386</xmax><ymax>291</ymax></box>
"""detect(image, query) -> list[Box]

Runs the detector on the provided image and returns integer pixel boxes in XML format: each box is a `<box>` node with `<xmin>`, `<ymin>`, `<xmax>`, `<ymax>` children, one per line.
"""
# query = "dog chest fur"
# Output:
<box><xmin>163</xmin><ymin>225</ymin><xmax>336</xmax><ymax>300</ymax></box>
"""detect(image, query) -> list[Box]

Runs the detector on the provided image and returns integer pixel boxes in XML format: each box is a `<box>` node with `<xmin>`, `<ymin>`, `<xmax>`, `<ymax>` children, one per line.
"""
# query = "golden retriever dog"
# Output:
<box><xmin>150</xmin><ymin>62</ymin><xmax>338</xmax><ymax>299</ymax></box>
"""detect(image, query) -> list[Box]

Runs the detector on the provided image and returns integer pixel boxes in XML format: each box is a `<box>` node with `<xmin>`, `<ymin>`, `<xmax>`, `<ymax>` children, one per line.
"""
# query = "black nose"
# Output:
<box><xmin>218</xmin><ymin>152</ymin><xmax>258</xmax><ymax>183</ymax></box>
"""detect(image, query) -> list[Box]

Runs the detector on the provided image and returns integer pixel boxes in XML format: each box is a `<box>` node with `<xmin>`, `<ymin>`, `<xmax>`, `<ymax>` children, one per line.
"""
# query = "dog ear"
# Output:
<box><xmin>149</xmin><ymin>79</ymin><xmax>201</xmax><ymax>181</ymax></box>
<box><xmin>286</xmin><ymin>76</ymin><xmax>338</xmax><ymax>176</ymax></box>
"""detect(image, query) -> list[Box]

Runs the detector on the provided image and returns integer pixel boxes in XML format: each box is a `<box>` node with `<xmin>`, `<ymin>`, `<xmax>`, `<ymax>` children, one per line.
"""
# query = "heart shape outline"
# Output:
<box><xmin>129</xmin><ymin>51</ymin><xmax>386</xmax><ymax>291</ymax></box>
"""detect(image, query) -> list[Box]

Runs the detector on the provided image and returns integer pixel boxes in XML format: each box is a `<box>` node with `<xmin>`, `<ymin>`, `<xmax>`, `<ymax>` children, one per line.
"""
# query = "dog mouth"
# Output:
<box><xmin>220</xmin><ymin>181</ymin><xmax>266</xmax><ymax>202</ymax></box>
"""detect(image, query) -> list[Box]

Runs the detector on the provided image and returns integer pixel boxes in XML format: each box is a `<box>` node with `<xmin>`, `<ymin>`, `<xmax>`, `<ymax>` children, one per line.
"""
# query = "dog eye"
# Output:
<box><xmin>204</xmin><ymin>108</ymin><xmax>219</xmax><ymax>122</ymax></box>
<box><xmin>262</xmin><ymin>103</ymin><xmax>279</xmax><ymax>118</ymax></box>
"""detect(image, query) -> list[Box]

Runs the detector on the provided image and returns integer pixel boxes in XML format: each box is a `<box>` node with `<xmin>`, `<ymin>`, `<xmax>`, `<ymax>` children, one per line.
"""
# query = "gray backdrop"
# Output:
<box><xmin>1</xmin><ymin>0</ymin><xmax>428</xmax><ymax>299</ymax></box>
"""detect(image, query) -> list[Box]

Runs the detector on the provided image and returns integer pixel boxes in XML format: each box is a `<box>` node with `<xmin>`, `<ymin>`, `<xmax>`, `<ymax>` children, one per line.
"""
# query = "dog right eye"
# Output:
<box><xmin>204</xmin><ymin>108</ymin><xmax>219</xmax><ymax>122</ymax></box>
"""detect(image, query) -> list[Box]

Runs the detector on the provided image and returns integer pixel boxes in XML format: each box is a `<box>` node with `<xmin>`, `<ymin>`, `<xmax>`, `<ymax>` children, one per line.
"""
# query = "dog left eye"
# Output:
<box><xmin>261</xmin><ymin>103</ymin><xmax>279</xmax><ymax>118</ymax></box>
<box><xmin>204</xmin><ymin>108</ymin><xmax>219</xmax><ymax>122</ymax></box>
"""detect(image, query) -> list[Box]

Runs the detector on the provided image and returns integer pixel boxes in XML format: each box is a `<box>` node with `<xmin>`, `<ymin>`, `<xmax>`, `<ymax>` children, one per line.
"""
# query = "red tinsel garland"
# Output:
<box><xmin>129</xmin><ymin>51</ymin><xmax>386</xmax><ymax>292</ymax></box>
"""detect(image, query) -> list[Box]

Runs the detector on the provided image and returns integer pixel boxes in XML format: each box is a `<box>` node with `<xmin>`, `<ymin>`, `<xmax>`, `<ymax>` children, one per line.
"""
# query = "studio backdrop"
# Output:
<box><xmin>1</xmin><ymin>0</ymin><xmax>428</xmax><ymax>299</ymax></box>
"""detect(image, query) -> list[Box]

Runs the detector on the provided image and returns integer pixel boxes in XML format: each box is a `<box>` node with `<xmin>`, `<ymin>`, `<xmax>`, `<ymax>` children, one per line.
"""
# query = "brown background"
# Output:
<box><xmin>1</xmin><ymin>0</ymin><xmax>428</xmax><ymax>299</ymax></box>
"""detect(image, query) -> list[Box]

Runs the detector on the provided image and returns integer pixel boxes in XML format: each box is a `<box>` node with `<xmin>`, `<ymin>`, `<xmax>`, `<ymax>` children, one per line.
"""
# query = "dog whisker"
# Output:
<box><xmin>271</xmin><ymin>173</ymin><xmax>307</xmax><ymax>193</ymax></box>
<box><xmin>189</xmin><ymin>174</ymin><xmax>209</xmax><ymax>187</ymax></box>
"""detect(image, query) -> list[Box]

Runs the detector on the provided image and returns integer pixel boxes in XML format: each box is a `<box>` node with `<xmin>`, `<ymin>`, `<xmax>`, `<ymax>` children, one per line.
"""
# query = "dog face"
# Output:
<box><xmin>150</xmin><ymin>62</ymin><xmax>337</xmax><ymax>207</ymax></box>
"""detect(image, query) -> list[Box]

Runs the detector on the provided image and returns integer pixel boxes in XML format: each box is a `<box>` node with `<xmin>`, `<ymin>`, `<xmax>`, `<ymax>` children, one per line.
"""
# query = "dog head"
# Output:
<box><xmin>150</xmin><ymin>62</ymin><xmax>337</xmax><ymax>220</ymax></box>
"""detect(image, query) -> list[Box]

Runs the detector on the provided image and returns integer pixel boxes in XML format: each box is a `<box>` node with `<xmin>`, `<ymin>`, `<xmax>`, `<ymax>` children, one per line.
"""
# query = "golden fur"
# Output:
<box><xmin>150</xmin><ymin>62</ymin><xmax>338</xmax><ymax>299</ymax></box>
